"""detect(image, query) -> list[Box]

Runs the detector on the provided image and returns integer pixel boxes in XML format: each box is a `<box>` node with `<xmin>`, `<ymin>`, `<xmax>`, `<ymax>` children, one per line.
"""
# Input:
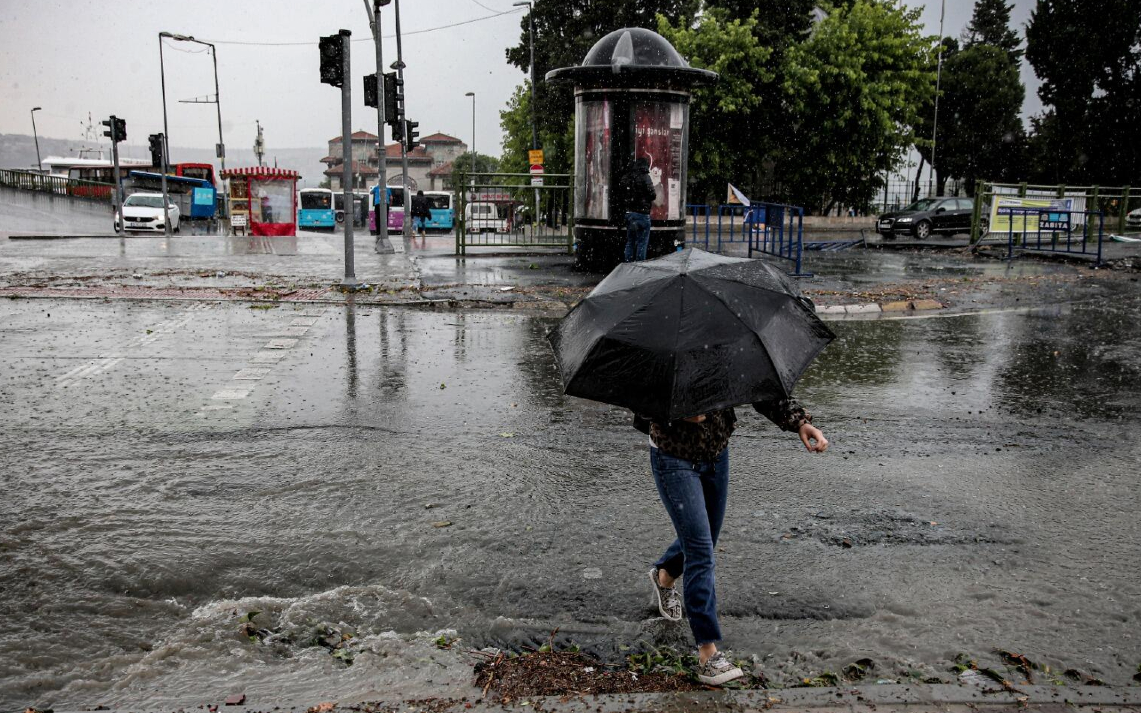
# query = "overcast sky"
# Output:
<box><xmin>1</xmin><ymin>0</ymin><xmax>1041</xmax><ymax>158</ymax></box>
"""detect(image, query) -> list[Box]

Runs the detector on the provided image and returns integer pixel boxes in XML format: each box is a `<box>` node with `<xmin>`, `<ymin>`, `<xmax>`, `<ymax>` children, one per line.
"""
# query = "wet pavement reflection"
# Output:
<box><xmin>0</xmin><ymin>280</ymin><xmax>1139</xmax><ymax>709</ymax></box>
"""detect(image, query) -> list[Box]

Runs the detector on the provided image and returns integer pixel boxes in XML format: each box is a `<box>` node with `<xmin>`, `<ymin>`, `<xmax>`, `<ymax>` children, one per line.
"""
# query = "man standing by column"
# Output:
<box><xmin>622</xmin><ymin>157</ymin><xmax>656</xmax><ymax>262</ymax></box>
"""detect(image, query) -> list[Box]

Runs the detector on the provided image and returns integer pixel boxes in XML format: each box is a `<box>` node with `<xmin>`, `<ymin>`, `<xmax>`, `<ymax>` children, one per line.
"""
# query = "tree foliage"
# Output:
<box><xmin>1025</xmin><ymin>0</ymin><xmax>1141</xmax><ymax>184</ymax></box>
<box><xmin>779</xmin><ymin>0</ymin><xmax>933</xmax><ymax>212</ymax></box>
<box><xmin>962</xmin><ymin>0</ymin><xmax>1022</xmax><ymax>62</ymax></box>
<box><xmin>657</xmin><ymin>8</ymin><xmax>774</xmax><ymax>202</ymax></box>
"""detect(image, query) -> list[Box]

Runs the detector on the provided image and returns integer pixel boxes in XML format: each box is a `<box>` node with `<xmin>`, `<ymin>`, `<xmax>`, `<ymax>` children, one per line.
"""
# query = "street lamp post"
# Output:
<box><xmin>393</xmin><ymin>0</ymin><xmax>411</xmax><ymax>239</ymax></box>
<box><xmin>464</xmin><ymin>92</ymin><xmax>476</xmax><ymax>164</ymax></box>
<box><xmin>158</xmin><ymin>34</ymin><xmax>172</xmax><ymax>237</ymax></box>
<box><xmin>512</xmin><ymin>0</ymin><xmax>540</xmax><ymax>225</ymax></box>
<box><xmin>30</xmin><ymin>107</ymin><xmax>43</xmax><ymax>171</ymax></box>
<box><xmin>928</xmin><ymin>0</ymin><xmax>945</xmax><ymax>197</ymax></box>
<box><xmin>160</xmin><ymin>31</ymin><xmax>228</xmax><ymax>231</ymax></box>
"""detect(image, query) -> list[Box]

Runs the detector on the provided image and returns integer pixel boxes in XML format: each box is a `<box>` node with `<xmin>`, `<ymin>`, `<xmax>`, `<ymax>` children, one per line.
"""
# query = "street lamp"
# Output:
<box><xmin>512</xmin><ymin>1</ymin><xmax>540</xmax><ymax>226</ymax></box>
<box><xmin>464</xmin><ymin>92</ymin><xmax>476</xmax><ymax>165</ymax></box>
<box><xmin>30</xmin><ymin>107</ymin><xmax>42</xmax><ymax>171</ymax></box>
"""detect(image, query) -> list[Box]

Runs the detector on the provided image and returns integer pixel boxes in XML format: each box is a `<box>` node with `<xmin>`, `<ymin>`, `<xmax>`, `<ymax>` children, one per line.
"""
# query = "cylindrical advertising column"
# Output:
<box><xmin>548</xmin><ymin>28</ymin><xmax>715</xmax><ymax>271</ymax></box>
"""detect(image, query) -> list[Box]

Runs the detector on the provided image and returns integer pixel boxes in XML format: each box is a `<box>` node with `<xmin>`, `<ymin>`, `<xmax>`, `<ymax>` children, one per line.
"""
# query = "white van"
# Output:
<box><xmin>464</xmin><ymin>201</ymin><xmax>509</xmax><ymax>233</ymax></box>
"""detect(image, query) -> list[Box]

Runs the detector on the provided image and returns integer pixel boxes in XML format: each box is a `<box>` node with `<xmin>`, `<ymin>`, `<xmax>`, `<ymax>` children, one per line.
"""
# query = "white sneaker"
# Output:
<box><xmin>648</xmin><ymin>567</ymin><xmax>682</xmax><ymax>621</ymax></box>
<box><xmin>697</xmin><ymin>651</ymin><xmax>744</xmax><ymax>686</ymax></box>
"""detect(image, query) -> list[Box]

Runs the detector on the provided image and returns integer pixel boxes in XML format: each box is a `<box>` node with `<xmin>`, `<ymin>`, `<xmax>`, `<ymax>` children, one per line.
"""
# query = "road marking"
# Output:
<box><xmin>233</xmin><ymin>367</ymin><xmax>272</xmax><ymax>380</ymax></box>
<box><xmin>263</xmin><ymin>338</ymin><xmax>298</xmax><ymax>349</ymax></box>
<box><xmin>212</xmin><ymin>388</ymin><xmax>251</xmax><ymax>400</ymax></box>
<box><xmin>290</xmin><ymin>317</ymin><xmax>319</xmax><ymax>327</ymax></box>
<box><xmin>251</xmin><ymin>351</ymin><xmax>286</xmax><ymax>364</ymax></box>
<box><xmin>57</xmin><ymin>303</ymin><xmax>214</xmax><ymax>388</ymax></box>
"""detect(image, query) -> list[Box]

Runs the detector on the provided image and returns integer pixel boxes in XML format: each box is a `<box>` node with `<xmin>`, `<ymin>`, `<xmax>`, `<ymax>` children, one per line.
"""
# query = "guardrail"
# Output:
<box><xmin>684</xmin><ymin>201</ymin><xmax>808</xmax><ymax>275</ymax></box>
<box><xmin>0</xmin><ymin>169</ymin><xmax>114</xmax><ymax>202</ymax></box>
<box><xmin>1001</xmin><ymin>207</ymin><xmax>1105</xmax><ymax>265</ymax></box>
<box><xmin>455</xmin><ymin>172</ymin><xmax>573</xmax><ymax>256</ymax></box>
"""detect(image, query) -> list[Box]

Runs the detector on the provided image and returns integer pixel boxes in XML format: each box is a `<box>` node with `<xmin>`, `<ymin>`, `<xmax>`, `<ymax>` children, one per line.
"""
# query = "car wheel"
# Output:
<box><xmin>978</xmin><ymin>218</ymin><xmax>989</xmax><ymax>236</ymax></box>
<box><xmin>914</xmin><ymin>219</ymin><xmax>931</xmax><ymax>240</ymax></box>
<box><xmin>173</xmin><ymin>221</ymin><xmax>181</xmax><ymax>234</ymax></box>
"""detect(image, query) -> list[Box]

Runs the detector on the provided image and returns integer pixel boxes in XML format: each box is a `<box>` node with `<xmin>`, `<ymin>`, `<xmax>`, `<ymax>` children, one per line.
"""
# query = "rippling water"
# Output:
<box><xmin>1</xmin><ymin>290</ymin><xmax>1140</xmax><ymax>709</ymax></box>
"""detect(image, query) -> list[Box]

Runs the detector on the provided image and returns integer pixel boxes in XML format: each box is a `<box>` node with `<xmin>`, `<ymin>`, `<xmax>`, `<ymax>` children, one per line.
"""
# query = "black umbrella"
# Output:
<box><xmin>548</xmin><ymin>248</ymin><xmax>834</xmax><ymax>421</ymax></box>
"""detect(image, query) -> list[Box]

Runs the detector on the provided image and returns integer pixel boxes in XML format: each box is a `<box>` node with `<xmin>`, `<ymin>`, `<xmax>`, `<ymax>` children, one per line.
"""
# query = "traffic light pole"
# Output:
<box><xmin>339</xmin><ymin>29</ymin><xmax>358</xmax><ymax>287</ymax></box>
<box><xmin>365</xmin><ymin>0</ymin><xmax>393</xmax><ymax>254</ymax></box>
<box><xmin>394</xmin><ymin>0</ymin><xmax>411</xmax><ymax>239</ymax></box>
<box><xmin>110</xmin><ymin>119</ymin><xmax>123</xmax><ymax>236</ymax></box>
<box><xmin>158</xmin><ymin>34</ymin><xmax>172</xmax><ymax>238</ymax></box>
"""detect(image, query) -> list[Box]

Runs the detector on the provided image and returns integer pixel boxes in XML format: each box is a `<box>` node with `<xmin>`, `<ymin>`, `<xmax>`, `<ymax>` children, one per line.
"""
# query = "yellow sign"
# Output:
<box><xmin>990</xmin><ymin>196</ymin><xmax>1074</xmax><ymax>233</ymax></box>
<box><xmin>528</xmin><ymin>149</ymin><xmax>544</xmax><ymax>165</ymax></box>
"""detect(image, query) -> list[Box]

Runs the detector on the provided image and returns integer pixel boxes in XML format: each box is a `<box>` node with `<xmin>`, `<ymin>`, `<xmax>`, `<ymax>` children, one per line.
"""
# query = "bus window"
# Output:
<box><xmin>426</xmin><ymin>195</ymin><xmax>451</xmax><ymax>210</ymax></box>
<box><xmin>300</xmin><ymin>191</ymin><xmax>332</xmax><ymax>210</ymax></box>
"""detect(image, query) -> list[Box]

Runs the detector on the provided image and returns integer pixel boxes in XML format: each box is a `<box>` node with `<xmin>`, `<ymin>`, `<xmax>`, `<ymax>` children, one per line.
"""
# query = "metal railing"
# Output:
<box><xmin>0</xmin><ymin>169</ymin><xmax>114</xmax><ymax>202</ymax></box>
<box><xmin>684</xmin><ymin>201</ymin><xmax>808</xmax><ymax>276</ymax></box>
<box><xmin>454</xmin><ymin>172</ymin><xmax>573</xmax><ymax>255</ymax></box>
<box><xmin>1001</xmin><ymin>207</ymin><xmax>1105</xmax><ymax>264</ymax></box>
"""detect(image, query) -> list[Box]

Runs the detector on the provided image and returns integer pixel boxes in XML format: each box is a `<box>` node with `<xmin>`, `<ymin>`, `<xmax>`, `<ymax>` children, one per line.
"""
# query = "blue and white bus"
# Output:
<box><xmin>298</xmin><ymin>188</ymin><xmax>337</xmax><ymax>230</ymax></box>
<box><xmin>422</xmin><ymin>191</ymin><xmax>455</xmax><ymax>231</ymax></box>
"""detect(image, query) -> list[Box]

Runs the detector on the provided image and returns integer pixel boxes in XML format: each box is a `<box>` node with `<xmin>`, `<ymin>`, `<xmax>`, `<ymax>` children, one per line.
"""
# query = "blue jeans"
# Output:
<box><xmin>412</xmin><ymin>216</ymin><xmax>427</xmax><ymax>233</ymax></box>
<box><xmin>651</xmin><ymin>445</ymin><xmax>729</xmax><ymax>645</ymax></box>
<box><xmin>624</xmin><ymin>211</ymin><xmax>651</xmax><ymax>262</ymax></box>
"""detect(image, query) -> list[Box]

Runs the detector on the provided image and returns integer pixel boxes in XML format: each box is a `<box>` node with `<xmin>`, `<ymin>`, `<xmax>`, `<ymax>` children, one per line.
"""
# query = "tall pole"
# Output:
<box><xmin>514</xmin><ymin>1</ymin><xmax>539</xmax><ymax>225</ymax></box>
<box><xmin>394</xmin><ymin>0</ymin><xmax>411</xmax><ymax>238</ymax></box>
<box><xmin>928</xmin><ymin>0</ymin><xmax>945</xmax><ymax>197</ymax></box>
<box><xmin>30</xmin><ymin>108</ymin><xmax>43</xmax><ymax>171</ymax></box>
<box><xmin>339</xmin><ymin>29</ymin><xmax>358</xmax><ymax>286</ymax></box>
<box><xmin>364</xmin><ymin>0</ymin><xmax>391</xmax><ymax>253</ymax></box>
<box><xmin>208</xmin><ymin>41</ymin><xmax>225</xmax><ymax>176</ymax></box>
<box><xmin>110</xmin><ymin>117</ymin><xmax>123</xmax><ymax>236</ymax></box>
<box><xmin>158</xmin><ymin>33</ymin><xmax>171</xmax><ymax>237</ymax></box>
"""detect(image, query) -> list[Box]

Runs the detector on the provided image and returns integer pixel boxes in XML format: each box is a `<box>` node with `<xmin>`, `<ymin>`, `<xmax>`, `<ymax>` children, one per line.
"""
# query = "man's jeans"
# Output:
<box><xmin>624</xmin><ymin>211</ymin><xmax>651</xmax><ymax>262</ymax></box>
<box><xmin>651</xmin><ymin>445</ymin><xmax>729</xmax><ymax>645</ymax></box>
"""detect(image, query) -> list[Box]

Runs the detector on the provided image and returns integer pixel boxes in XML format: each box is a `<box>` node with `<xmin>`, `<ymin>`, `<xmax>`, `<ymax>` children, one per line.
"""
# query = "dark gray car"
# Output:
<box><xmin>876</xmin><ymin>197</ymin><xmax>984</xmax><ymax>239</ymax></box>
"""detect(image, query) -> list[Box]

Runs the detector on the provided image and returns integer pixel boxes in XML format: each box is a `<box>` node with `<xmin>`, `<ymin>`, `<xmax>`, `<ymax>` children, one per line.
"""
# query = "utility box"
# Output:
<box><xmin>547</xmin><ymin>27</ymin><xmax>716</xmax><ymax>270</ymax></box>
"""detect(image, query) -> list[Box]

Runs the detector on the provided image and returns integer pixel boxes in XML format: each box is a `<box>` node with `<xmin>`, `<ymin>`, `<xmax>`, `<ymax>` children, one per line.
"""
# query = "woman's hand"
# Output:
<box><xmin>682</xmin><ymin>414</ymin><xmax>707</xmax><ymax>423</ymax></box>
<box><xmin>798</xmin><ymin>423</ymin><xmax>828</xmax><ymax>453</ymax></box>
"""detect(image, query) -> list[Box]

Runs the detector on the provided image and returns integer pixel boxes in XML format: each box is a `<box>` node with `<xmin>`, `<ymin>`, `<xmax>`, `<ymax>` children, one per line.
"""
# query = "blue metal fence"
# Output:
<box><xmin>686</xmin><ymin>201</ymin><xmax>808</xmax><ymax>275</ymax></box>
<box><xmin>1001</xmin><ymin>207</ymin><xmax>1105</xmax><ymax>265</ymax></box>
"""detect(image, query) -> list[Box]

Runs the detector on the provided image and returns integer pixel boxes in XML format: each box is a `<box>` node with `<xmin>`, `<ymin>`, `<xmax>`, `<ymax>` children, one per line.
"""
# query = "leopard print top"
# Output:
<box><xmin>648</xmin><ymin>398</ymin><xmax>811</xmax><ymax>463</ymax></box>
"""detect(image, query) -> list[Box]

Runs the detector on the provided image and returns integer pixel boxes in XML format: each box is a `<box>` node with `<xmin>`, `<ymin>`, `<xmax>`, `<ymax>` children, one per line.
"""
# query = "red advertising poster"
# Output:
<box><xmin>634</xmin><ymin>101</ymin><xmax>684</xmax><ymax>220</ymax></box>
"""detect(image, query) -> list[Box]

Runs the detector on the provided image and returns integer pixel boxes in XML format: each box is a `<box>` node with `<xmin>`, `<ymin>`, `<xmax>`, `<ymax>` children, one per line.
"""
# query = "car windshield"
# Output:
<box><xmin>903</xmin><ymin>199</ymin><xmax>938</xmax><ymax>212</ymax></box>
<box><xmin>124</xmin><ymin>195</ymin><xmax>165</xmax><ymax>209</ymax></box>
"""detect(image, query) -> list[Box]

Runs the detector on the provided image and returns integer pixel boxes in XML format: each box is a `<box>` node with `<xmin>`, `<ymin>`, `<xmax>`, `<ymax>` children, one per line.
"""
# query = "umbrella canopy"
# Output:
<box><xmin>548</xmin><ymin>248</ymin><xmax>834</xmax><ymax>421</ymax></box>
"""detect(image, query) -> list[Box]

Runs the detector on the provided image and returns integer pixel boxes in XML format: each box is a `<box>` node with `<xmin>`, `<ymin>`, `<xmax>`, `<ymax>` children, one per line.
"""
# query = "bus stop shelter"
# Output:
<box><xmin>220</xmin><ymin>167</ymin><xmax>300</xmax><ymax>236</ymax></box>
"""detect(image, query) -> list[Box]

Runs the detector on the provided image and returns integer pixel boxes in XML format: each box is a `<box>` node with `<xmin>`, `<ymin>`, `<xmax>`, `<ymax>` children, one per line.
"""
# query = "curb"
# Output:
<box><xmin>815</xmin><ymin>298</ymin><xmax>944</xmax><ymax>316</ymax></box>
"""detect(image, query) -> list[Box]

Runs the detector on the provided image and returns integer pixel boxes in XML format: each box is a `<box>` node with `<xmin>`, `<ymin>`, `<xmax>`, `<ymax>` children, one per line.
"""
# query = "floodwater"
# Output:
<box><xmin>1</xmin><ymin>285</ymin><xmax>1140</xmax><ymax>709</ymax></box>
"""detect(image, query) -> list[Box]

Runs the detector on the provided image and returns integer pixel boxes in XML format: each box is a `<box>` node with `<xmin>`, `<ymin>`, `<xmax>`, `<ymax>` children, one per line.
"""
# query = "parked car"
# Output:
<box><xmin>464</xmin><ymin>201</ymin><xmax>508</xmax><ymax>233</ymax></box>
<box><xmin>115</xmin><ymin>192</ymin><xmax>181</xmax><ymax>233</ymax></box>
<box><xmin>876</xmin><ymin>197</ymin><xmax>983</xmax><ymax>240</ymax></box>
<box><xmin>1126</xmin><ymin>206</ymin><xmax>1141</xmax><ymax>229</ymax></box>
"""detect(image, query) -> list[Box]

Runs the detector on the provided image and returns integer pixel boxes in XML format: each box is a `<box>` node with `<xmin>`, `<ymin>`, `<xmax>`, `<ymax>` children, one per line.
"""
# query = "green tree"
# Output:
<box><xmin>450</xmin><ymin>151</ymin><xmax>499</xmax><ymax>175</ymax></box>
<box><xmin>1025</xmin><ymin>0</ymin><xmax>1141</xmax><ymax>184</ymax></box>
<box><xmin>504</xmin><ymin>0</ymin><xmax>700</xmax><ymax>175</ymax></box>
<box><xmin>962</xmin><ymin>0</ymin><xmax>1022</xmax><ymax>62</ymax></box>
<box><xmin>932</xmin><ymin>45</ymin><xmax>1026</xmax><ymax>190</ymax></box>
<box><xmin>780</xmin><ymin>0</ymin><xmax>934</xmax><ymax>213</ymax></box>
<box><xmin>657</xmin><ymin>8</ymin><xmax>774</xmax><ymax>203</ymax></box>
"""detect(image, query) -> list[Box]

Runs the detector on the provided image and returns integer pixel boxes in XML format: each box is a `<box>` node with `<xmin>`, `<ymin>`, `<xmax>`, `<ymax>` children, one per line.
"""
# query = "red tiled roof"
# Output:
<box><xmin>420</xmin><ymin>132</ymin><xmax>463</xmax><ymax>144</ymax></box>
<box><xmin>328</xmin><ymin>130</ymin><xmax>380</xmax><ymax>143</ymax></box>
<box><xmin>427</xmin><ymin>160</ymin><xmax>455</xmax><ymax>177</ymax></box>
<box><xmin>383</xmin><ymin>143</ymin><xmax>432</xmax><ymax>162</ymax></box>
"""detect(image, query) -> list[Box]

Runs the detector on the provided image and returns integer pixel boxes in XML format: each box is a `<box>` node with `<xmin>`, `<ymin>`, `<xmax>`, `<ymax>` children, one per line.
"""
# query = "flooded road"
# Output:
<box><xmin>1</xmin><ymin>289</ymin><xmax>1140</xmax><ymax>709</ymax></box>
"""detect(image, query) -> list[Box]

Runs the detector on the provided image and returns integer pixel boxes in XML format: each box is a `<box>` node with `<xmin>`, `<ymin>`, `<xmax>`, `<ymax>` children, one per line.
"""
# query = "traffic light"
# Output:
<box><xmin>382</xmin><ymin>72</ymin><xmax>399</xmax><ymax>123</ymax></box>
<box><xmin>148</xmin><ymin>133</ymin><xmax>164</xmax><ymax>167</ymax></box>
<box><xmin>363</xmin><ymin>73</ymin><xmax>378</xmax><ymax>108</ymax></box>
<box><xmin>319</xmin><ymin>33</ymin><xmax>344</xmax><ymax>87</ymax></box>
<box><xmin>404</xmin><ymin>120</ymin><xmax>419</xmax><ymax>151</ymax></box>
<box><xmin>391</xmin><ymin>118</ymin><xmax>403</xmax><ymax>144</ymax></box>
<box><xmin>101</xmin><ymin>115</ymin><xmax>126</xmax><ymax>143</ymax></box>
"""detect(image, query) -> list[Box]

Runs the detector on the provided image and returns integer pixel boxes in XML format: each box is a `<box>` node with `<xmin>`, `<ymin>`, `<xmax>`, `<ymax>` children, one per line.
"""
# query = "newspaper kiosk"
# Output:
<box><xmin>220</xmin><ymin>167</ymin><xmax>300</xmax><ymax>236</ymax></box>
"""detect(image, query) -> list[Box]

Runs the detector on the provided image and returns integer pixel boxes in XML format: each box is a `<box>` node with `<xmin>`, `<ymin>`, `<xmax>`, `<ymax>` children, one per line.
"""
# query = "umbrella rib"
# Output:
<box><xmin>687</xmin><ymin>277</ymin><xmax>793</xmax><ymax>399</ymax></box>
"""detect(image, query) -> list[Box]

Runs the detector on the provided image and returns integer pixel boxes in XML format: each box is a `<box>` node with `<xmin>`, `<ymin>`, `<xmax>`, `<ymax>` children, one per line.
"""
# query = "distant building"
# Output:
<box><xmin>321</xmin><ymin>131</ymin><xmax>466</xmax><ymax>192</ymax></box>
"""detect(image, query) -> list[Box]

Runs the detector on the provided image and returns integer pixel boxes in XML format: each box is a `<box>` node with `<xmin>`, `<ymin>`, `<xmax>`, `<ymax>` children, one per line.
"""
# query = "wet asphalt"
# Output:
<box><xmin>2</xmin><ymin>190</ymin><xmax>1141</xmax><ymax>709</ymax></box>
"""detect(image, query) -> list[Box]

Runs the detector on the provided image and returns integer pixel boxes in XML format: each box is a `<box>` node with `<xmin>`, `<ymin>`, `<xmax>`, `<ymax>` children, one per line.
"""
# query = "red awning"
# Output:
<box><xmin>220</xmin><ymin>167</ymin><xmax>301</xmax><ymax>181</ymax></box>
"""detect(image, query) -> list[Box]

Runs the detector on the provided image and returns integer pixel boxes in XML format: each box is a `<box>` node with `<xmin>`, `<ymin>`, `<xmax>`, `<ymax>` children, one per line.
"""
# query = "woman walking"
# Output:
<box><xmin>636</xmin><ymin>399</ymin><xmax>828</xmax><ymax>685</ymax></box>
